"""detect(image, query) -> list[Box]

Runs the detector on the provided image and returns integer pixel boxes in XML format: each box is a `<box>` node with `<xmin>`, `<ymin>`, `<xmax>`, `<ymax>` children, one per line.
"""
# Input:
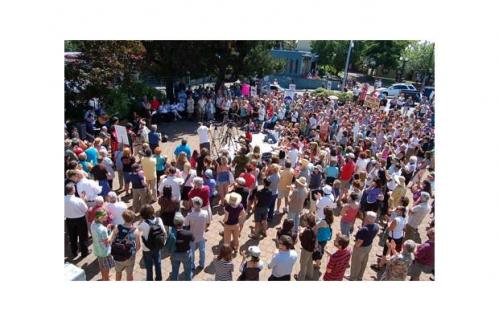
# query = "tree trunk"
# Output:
<box><xmin>165</xmin><ymin>75</ymin><xmax>175</xmax><ymax>102</ymax></box>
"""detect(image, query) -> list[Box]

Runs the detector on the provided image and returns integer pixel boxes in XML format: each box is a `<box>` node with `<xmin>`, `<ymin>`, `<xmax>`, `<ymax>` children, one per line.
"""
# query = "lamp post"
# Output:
<box><xmin>342</xmin><ymin>40</ymin><xmax>354</xmax><ymax>90</ymax></box>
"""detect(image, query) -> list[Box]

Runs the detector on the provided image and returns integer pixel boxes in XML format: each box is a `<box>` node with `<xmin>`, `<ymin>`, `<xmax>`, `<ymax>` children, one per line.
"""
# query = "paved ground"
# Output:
<box><xmin>65</xmin><ymin>120</ymin><xmax>433</xmax><ymax>281</ymax></box>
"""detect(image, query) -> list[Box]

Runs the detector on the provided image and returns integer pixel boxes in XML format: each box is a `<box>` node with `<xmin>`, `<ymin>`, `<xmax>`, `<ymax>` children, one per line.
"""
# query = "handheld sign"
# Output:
<box><xmin>284</xmin><ymin>90</ymin><xmax>294</xmax><ymax>105</ymax></box>
<box><xmin>364</xmin><ymin>96</ymin><xmax>380</xmax><ymax>109</ymax></box>
<box><xmin>250</xmin><ymin>86</ymin><xmax>257</xmax><ymax>97</ymax></box>
<box><xmin>115</xmin><ymin>125</ymin><xmax>129</xmax><ymax>146</ymax></box>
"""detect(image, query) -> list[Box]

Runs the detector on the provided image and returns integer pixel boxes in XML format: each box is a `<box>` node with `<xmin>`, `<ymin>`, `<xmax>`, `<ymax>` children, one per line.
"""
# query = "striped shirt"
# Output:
<box><xmin>323</xmin><ymin>248</ymin><xmax>351</xmax><ymax>281</ymax></box>
<box><xmin>214</xmin><ymin>259</ymin><xmax>234</xmax><ymax>281</ymax></box>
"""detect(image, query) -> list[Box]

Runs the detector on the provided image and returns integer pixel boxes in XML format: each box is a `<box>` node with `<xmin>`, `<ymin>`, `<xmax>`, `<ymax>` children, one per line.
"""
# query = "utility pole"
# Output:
<box><xmin>342</xmin><ymin>40</ymin><xmax>354</xmax><ymax>90</ymax></box>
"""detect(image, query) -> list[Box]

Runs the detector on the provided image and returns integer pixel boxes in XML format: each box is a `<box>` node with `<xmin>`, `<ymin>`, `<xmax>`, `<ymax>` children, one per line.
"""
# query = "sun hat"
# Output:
<box><xmin>394</xmin><ymin>176</ymin><xmax>406</xmax><ymax>186</ymax></box>
<box><xmin>95</xmin><ymin>209</ymin><xmax>107</xmax><ymax>219</ymax></box>
<box><xmin>300</xmin><ymin>159</ymin><xmax>309</xmax><ymax>167</ymax></box>
<box><xmin>204</xmin><ymin>169</ymin><xmax>214</xmax><ymax>179</ymax></box>
<box><xmin>225</xmin><ymin>192</ymin><xmax>242</xmax><ymax>207</ymax></box>
<box><xmin>322</xmin><ymin>185</ymin><xmax>332</xmax><ymax>195</ymax></box>
<box><xmin>236</xmin><ymin>177</ymin><xmax>246</xmax><ymax>186</ymax></box>
<box><xmin>248</xmin><ymin>246</ymin><xmax>261</xmax><ymax>258</ymax></box>
<box><xmin>296</xmin><ymin>177</ymin><xmax>307</xmax><ymax>187</ymax></box>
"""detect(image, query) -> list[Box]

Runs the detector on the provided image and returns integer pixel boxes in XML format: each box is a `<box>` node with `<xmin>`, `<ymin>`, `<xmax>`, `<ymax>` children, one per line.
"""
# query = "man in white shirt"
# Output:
<box><xmin>75</xmin><ymin>170</ymin><xmax>102</xmax><ymax>207</ymax></box>
<box><xmin>268</xmin><ymin>235</ymin><xmax>298</xmax><ymax>281</ymax></box>
<box><xmin>315</xmin><ymin>185</ymin><xmax>336</xmax><ymax>221</ymax></box>
<box><xmin>405</xmin><ymin>192</ymin><xmax>432</xmax><ymax>243</ymax></box>
<box><xmin>287</xmin><ymin>144</ymin><xmax>299</xmax><ymax>168</ymax></box>
<box><xmin>64</xmin><ymin>183</ymin><xmax>90</xmax><ymax>258</ymax></box>
<box><xmin>106</xmin><ymin>191</ymin><xmax>127</xmax><ymax>226</ymax></box>
<box><xmin>184</xmin><ymin>197</ymin><xmax>209</xmax><ymax>270</ymax></box>
<box><xmin>158</xmin><ymin>167</ymin><xmax>184</xmax><ymax>200</ymax></box>
<box><xmin>197</xmin><ymin>122</ymin><xmax>210</xmax><ymax>152</ymax></box>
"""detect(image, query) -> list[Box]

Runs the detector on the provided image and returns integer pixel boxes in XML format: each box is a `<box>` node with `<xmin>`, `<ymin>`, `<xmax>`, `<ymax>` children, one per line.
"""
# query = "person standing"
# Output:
<box><xmin>139</xmin><ymin>205</ymin><xmax>166</xmax><ymax>281</ymax></box>
<box><xmin>90</xmin><ymin>157</ymin><xmax>112</xmax><ymax>197</ymax></box>
<box><xmin>268</xmin><ymin>235</ymin><xmax>298</xmax><ymax>281</ymax></box>
<box><xmin>197</xmin><ymin>123</ymin><xmax>210</xmax><ymax>152</ymax></box>
<box><xmin>170</xmin><ymin>213</ymin><xmax>194</xmax><ymax>281</ymax></box>
<box><xmin>323</xmin><ymin>233</ymin><xmax>351</xmax><ymax>281</ymax></box>
<box><xmin>188</xmin><ymin>177</ymin><xmax>212</xmax><ymax>221</ymax></box>
<box><xmin>266</xmin><ymin>164</ymin><xmax>280</xmax><ymax>223</ymax></box>
<box><xmin>349</xmin><ymin>211</ymin><xmax>379</xmax><ymax>281</ymax></box>
<box><xmin>404</xmin><ymin>192</ymin><xmax>432</xmax><ymax>243</ymax></box>
<box><xmin>250</xmin><ymin>178</ymin><xmax>273</xmax><ymax>238</ymax></box>
<box><xmin>339</xmin><ymin>153</ymin><xmax>356</xmax><ymax>197</ymax></box>
<box><xmin>129</xmin><ymin>164</ymin><xmax>148</xmax><ymax>213</ymax></box>
<box><xmin>140</xmin><ymin>149</ymin><xmax>158</xmax><ymax>202</ymax></box>
<box><xmin>110</xmin><ymin>210</ymin><xmax>141</xmax><ymax>281</ymax></box>
<box><xmin>381</xmin><ymin>239</ymin><xmax>416</xmax><ymax>281</ymax></box>
<box><xmin>64</xmin><ymin>183</ymin><xmax>89</xmax><ymax>258</ymax></box>
<box><xmin>184</xmin><ymin>197</ymin><xmax>209</xmax><ymax>271</ymax></box>
<box><xmin>174</xmin><ymin>139</ymin><xmax>192</xmax><ymax>160</ymax></box>
<box><xmin>106</xmin><ymin>191</ymin><xmax>127</xmax><ymax>226</ymax></box>
<box><xmin>339</xmin><ymin>192</ymin><xmax>360</xmax><ymax>236</ymax></box>
<box><xmin>223</xmin><ymin>193</ymin><xmax>246</xmax><ymax>254</ymax></box>
<box><xmin>315</xmin><ymin>185</ymin><xmax>335</xmax><ymax>222</ymax></box>
<box><xmin>90</xmin><ymin>210</ymin><xmax>115</xmax><ymax>281</ymax></box>
<box><xmin>295</xmin><ymin>214</ymin><xmax>317</xmax><ymax>281</ymax></box>
<box><xmin>287</xmin><ymin>177</ymin><xmax>309</xmax><ymax>234</ymax></box>
<box><xmin>148</xmin><ymin>124</ymin><xmax>161</xmax><ymax>151</ymax></box>
<box><xmin>408</xmin><ymin>227</ymin><xmax>435</xmax><ymax>281</ymax></box>
<box><xmin>276</xmin><ymin>160</ymin><xmax>294</xmax><ymax>214</ymax></box>
<box><xmin>214</xmin><ymin>244</ymin><xmax>234</xmax><ymax>281</ymax></box>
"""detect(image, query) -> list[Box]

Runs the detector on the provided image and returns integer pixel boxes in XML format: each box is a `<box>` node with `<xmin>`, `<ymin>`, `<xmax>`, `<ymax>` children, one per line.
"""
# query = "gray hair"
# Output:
<box><xmin>403</xmin><ymin>240</ymin><xmax>416</xmax><ymax>253</ymax></box>
<box><xmin>107</xmin><ymin>191</ymin><xmax>118</xmax><ymax>202</ymax></box>
<box><xmin>193</xmin><ymin>177</ymin><xmax>204</xmax><ymax>187</ymax></box>
<box><xmin>173</xmin><ymin>212</ymin><xmax>184</xmax><ymax>226</ymax></box>
<box><xmin>95</xmin><ymin>196</ymin><xmax>104</xmax><ymax>205</ymax></box>
<box><xmin>151</xmin><ymin>124</ymin><xmax>158</xmax><ymax>131</ymax></box>
<box><xmin>191</xmin><ymin>196</ymin><xmax>203</xmax><ymax>207</ymax></box>
<box><xmin>420</xmin><ymin>191</ymin><xmax>430</xmax><ymax>202</ymax></box>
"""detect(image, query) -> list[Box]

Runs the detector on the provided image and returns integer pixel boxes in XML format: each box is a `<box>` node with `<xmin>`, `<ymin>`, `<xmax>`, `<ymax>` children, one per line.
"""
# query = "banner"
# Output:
<box><xmin>115</xmin><ymin>125</ymin><xmax>129</xmax><ymax>146</ymax></box>
<box><xmin>284</xmin><ymin>90</ymin><xmax>294</xmax><ymax>104</ymax></box>
<box><xmin>250</xmin><ymin>86</ymin><xmax>257</xmax><ymax>97</ymax></box>
<box><xmin>363</xmin><ymin>96</ymin><xmax>380</xmax><ymax>109</ymax></box>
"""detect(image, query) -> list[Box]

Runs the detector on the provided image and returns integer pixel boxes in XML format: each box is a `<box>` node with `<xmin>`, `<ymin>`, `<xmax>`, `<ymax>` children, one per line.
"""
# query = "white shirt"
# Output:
<box><xmin>107</xmin><ymin>201</ymin><xmax>128</xmax><ymax>225</ymax></box>
<box><xmin>138</xmin><ymin>217</ymin><xmax>166</xmax><ymax>252</ymax></box>
<box><xmin>309</xmin><ymin>117</ymin><xmax>317</xmax><ymax>128</ymax></box>
<box><xmin>316</xmin><ymin>194</ymin><xmax>336</xmax><ymax>221</ymax></box>
<box><xmin>288</xmin><ymin>148</ymin><xmax>299</xmax><ymax>168</ymax></box>
<box><xmin>183</xmin><ymin>209</ymin><xmax>209</xmax><ymax>242</ymax></box>
<box><xmin>355</xmin><ymin>158</ymin><xmax>369</xmax><ymax>174</ymax></box>
<box><xmin>158</xmin><ymin>175</ymin><xmax>184</xmax><ymax>200</ymax></box>
<box><xmin>268</xmin><ymin>250</ymin><xmax>298</xmax><ymax>277</ymax></box>
<box><xmin>64</xmin><ymin>195</ymin><xmax>88</xmax><ymax>219</ymax></box>
<box><xmin>389</xmin><ymin>216</ymin><xmax>406</xmax><ymax>239</ymax></box>
<box><xmin>197</xmin><ymin>125</ymin><xmax>209</xmax><ymax>144</ymax></box>
<box><xmin>258</xmin><ymin>107</ymin><xmax>265</xmax><ymax>121</ymax></box>
<box><xmin>76</xmin><ymin>178</ymin><xmax>102</xmax><ymax>201</ymax></box>
<box><xmin>407</xmin><ymin>202</ymin><xmax>431</xmax><ymax>229</ymax></box>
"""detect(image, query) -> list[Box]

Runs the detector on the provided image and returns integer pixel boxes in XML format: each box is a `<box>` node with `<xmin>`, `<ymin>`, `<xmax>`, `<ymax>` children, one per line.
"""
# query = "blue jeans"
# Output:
<box><xmin>143</xmin><ymin>250</ymin><xmax>162</xmax><ymax>281</ymax></box>
<box><xmin>191</xmin><ymin>239</ymin><xmax>206</xmax><ymax>269</ymax></box>
<box><xmin>171</xmin><ymin>251</ymin><xmax>192</xmax><ymax>281</ymax></box>
<box><xmin>340</xmin><ymin>221</ymin><xmax>354</xmax><ymax>237</ymax></box>
<box><xmin>287</xmin><ymin>212</ymin><xmax>300</xmax><ymax>234</ymax></box>
<box><xmin>267</xmin><ymin>194</ymin><xmax>278</xmax><ymax>222</ymax></box>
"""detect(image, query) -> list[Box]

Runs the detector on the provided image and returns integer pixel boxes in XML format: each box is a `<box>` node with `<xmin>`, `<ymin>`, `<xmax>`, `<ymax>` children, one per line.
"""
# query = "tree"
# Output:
<box><xmin>403</xmin><ymin>41</ymin><xmax>435</xmax><ymax>80</ymax></box>
<box><xmin>64</xmin><ymin>41</ymin><xmax>145</xmax><ymax>120</ymax></box>
<box><xmin>360</xmin><ymin>40</ymin><xmax>411</xmax><ymax>72</ymax></box>
<box><xmin>311</xmin><ymin>41</ymin><xmax>365</xmax><ymax>76</ymax></box>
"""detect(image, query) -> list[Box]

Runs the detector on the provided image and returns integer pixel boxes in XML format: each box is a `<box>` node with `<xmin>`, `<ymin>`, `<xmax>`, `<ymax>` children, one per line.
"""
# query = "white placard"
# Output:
<box><xmin>250</xmin><ymin>86</ymin><xmax>257</xmax><ymax>97</ymax></box>
<box><xmin>115</xmin><ymin>125</ymin><xmax>129</xmax><ymax>146</ymax></box>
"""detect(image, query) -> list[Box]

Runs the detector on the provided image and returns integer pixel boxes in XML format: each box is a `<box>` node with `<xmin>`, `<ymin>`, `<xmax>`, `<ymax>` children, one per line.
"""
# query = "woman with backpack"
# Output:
<box><xmin>138</xmin><ymin>205</ymin><xmax>166</xmax><ymax>281</ymax></box>
<box><xmin>110</xmin><ymin>210</ymin><xmax>140</xmax><ymax>281</ymax></box>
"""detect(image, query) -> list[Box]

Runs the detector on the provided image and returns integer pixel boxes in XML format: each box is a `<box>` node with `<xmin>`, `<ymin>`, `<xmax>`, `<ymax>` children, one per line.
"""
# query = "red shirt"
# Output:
<box><xmin>245</xmin><ymin>131</ymin><xmax>253</xmax><ymax>142</ymax></box>
<box><xmin>150</xmin><ymin>99</ymin><xmax>160</xmax><ymax>111</ymax></box>
<box><xmin>323</xmin><ymin>248</ymin><xmax>351</xmax><ymax>281</ymax></box>
<box><xmin>188</xmin><ymin>186</ymin><xmax>210</xmax><ymax>207</ymax></box>
<box><xmin>339</xmin><ymin>160</ymin><xmax>355</xmax><ymax>181</ymax></box>
<box><xmin>239</xmin><ymin>172</ymin><xmax>256</xmax><ymax>190</ymax></box>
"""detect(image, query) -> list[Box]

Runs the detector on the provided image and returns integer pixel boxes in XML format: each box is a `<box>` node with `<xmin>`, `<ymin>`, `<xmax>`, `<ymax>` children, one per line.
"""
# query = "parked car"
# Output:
<box><xmin>376</xmin><ymin>83</ymin><xmax>418</xmax><ymax>97</ymax></box>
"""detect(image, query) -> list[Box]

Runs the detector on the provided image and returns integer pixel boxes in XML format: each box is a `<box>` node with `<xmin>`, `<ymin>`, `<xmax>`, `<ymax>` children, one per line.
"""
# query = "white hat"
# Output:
<box><xmin>236</xmin><ymin>177</ymin><xmax>246</xmax><ymax>185</ymax></box>
<box><xmin>394</xmin><ymin>176</ymin><xmax>406</xmax><ymax>186</ymax></box>
<box><xmin>322</xmin><ymin>185</ymin><xmax>332</xmax><ymax>195</ymax></box>
<box><xmin>225</xmin><ymin>192</ymin><xmax>242</xmax><ymax>207</ymax></box>
<box><xmin>248</xmin><ymin>246</ymin><xmax>261</xmax><ymax>258</ymax></box>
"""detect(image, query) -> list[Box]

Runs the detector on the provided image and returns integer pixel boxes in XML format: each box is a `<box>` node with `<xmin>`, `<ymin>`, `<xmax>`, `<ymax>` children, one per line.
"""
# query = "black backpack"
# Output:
<box><xmin>111</xmin><ymin>225</ymin><xmax>135</xmax><ymax>262</ymax></box>
<box><xmin>142</xmin><ymin>219</ymin><xmax>166</xmax><ymax>251</ymax></box>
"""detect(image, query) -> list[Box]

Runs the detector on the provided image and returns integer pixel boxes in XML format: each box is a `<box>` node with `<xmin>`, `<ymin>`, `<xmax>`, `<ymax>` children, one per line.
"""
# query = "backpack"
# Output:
<box><xmin>111</xmin><ymin>225</ymin><xmax>135</xmax><ymax>262</ymax></box>
<box><xmin>142</xmin><ymin>219</ymin><xmax>166</xmax><ymax>251</ymax></box>
<box><xmin>163</xmin><ymin>226</ymin><xmax>177</xmax><ymax>254</ymax></box>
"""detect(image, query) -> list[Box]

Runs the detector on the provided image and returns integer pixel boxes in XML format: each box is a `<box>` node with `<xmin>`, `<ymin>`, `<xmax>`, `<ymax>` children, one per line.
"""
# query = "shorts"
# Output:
<box><xmin>340</xmin><ymin>179</ymin><xmax>350</xmax><ymax>190</ymax></box>
<box><xmin>407</xmin><ymin>261</ymin><xmax>433</xmax><ymax>278</ymax></box>
<box><xmin>114</xmin><ymin>254</ymin><xmax>136</xmax><ymax>274</ymax></box>
<box><xmin>124</xmin><ymin>172</ymin><xmax>132</xmax><ymax>184</ymax></box>
<box><xmin>278</xmin><ymin>189</ymin><xmax>290</xmax><ymax>199</ymax></box>
<box><xmin>97</xmin><ymin>255</ymin><xmax>116</xmax><ymax>270</ymax></box>
<box><xmin>254</xmin><ymin>207</ymin><xmax>268</xmax><ymax>223</ymax></box>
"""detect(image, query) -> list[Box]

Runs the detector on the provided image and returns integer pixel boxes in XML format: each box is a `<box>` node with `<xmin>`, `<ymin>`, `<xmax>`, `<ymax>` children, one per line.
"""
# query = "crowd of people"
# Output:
<box><xmin>65</xmin><ymin>79</ymin><xmax>435</xmax><ymax>281</ymax></box>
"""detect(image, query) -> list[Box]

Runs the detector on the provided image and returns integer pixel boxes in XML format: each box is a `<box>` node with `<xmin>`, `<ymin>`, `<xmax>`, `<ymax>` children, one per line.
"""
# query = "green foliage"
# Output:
<box><xmin>361</xmin><ymin>40</ymin><xmax>411</xmax><ymax>70</ymax></box>
<box><xmin>403</xmin><ymin>41</ymin><xmax>434</xmax><ymax>76</ymax></box>
<box><xmin>313</xmin><ymin>88</ymin><xmax>353</xmax><ymax>103</ymax></box>
<box><xmin>104</xmin><ymin>82</ymin><xmax>165</xmax><ymax>119</ymax></box>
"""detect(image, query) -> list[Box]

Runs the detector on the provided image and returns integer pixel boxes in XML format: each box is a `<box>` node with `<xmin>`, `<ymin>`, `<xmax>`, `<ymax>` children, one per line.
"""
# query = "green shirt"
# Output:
<box><xmin>91</xmin><ymin>222</ymin><xmax>111</xmax><ymax>257</ymax></box>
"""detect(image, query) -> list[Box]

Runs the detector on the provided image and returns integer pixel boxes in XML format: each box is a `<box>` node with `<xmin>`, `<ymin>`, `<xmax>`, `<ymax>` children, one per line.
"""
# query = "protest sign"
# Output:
<box><xmin>115</xmin><ymin>125</ymin><xmax>129</xmax><ymax>146</ymax></box>
<box><xmin>364</xmin><ymin>96</ymin><xmax>380</xmax><ymax>109</ymax></box>
<box><xmin>250</xmin><ymin>86</ymin><xmax>257</xmax><ymax>97</ymax></box>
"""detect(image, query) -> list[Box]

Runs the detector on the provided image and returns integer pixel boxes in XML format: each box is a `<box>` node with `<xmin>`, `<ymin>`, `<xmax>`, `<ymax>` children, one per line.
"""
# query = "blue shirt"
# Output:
<box><xmin>85</xmin><ymin>147</ymin><xmax>98</xmax><ymax>166</ymax></box>
<box><xmin>155</xmin><ymin>155</ymin><xmax>166</xmax><ymax>172</ymax></box>
<box><xmin>174</xmin><ymin>144</ymin><xmax>191</xmax><ymax>159</ymax></box>
<box><xmin>204</xmin><ymin>178</ymin><xmax>217</xmax><ymax>197</ymax></box>
<box><xmin>148</xmin><ymin>131</ymin><xmax>161</xmax><ymax>147</ymax></box>
<box><xmin>325</xmin><ymin>166</ymin><xmax>339</xmax><ymax>178</ymax></box>
<box><xmin>355</xmin><ymin>224</ymin><xmax>379</xmax><ymax>247</ymax></box>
